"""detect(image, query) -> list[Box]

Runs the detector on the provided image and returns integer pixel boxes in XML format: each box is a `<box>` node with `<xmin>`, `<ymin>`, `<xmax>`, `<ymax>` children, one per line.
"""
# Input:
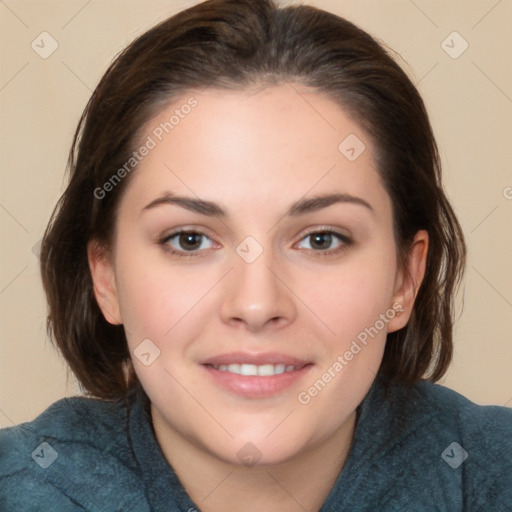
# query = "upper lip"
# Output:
<box><xmin>201</xmin><ymin>352</ymin><xmax>312</xmax><ymax>367</ymax></box>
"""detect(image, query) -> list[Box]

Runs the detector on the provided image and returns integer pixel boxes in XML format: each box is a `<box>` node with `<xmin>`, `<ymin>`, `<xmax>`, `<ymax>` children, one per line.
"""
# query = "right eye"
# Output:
<box><xmin>160</xmin><ymin>230</ymin><xmax>217</xmax><ymax>258</ymax></box>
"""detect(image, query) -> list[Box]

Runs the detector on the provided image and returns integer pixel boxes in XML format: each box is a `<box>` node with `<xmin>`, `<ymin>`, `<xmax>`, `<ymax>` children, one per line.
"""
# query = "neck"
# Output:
<box><xmin>151</xmin><ymin>406</ymin><xmax>357</xmax><ymax>512</ymax></box>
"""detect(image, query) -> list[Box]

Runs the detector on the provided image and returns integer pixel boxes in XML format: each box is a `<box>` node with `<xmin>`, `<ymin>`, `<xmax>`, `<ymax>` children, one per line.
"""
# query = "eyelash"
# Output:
<box><xmin>159</xmin><ymin>229</ymin><xmax>353</xmax><ymax>259</ymax></box>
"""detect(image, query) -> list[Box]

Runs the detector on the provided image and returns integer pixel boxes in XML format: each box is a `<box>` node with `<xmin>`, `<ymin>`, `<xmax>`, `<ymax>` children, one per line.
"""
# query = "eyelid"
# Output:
<box><xmin>158</xmin><ymin>228</ymin><xmax>210</xmax><ymax>243</ymax></box>
<box><xmin>159</xmin><ymin>226</ymin><xmax>217</xmax><ymax>243</ymax></box>
<box><xmin>294</xmin><ymin>225</ymin><xmax>352</xmax><ymax>244</ymax></box>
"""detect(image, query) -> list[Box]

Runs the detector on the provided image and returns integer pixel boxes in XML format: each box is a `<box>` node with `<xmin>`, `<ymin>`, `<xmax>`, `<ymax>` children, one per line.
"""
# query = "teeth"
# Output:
<box><xmin>228</xmin><ymin>363</ymin><xmax>240</xmax><ymax>374</ymax></box>
<box><xmin>274</xmin><ymin>364</ymin><xmax>286</xmax><ymax>375</ymax></box>
<box><xmin>211</xmin><ymin>363</ymin><xmax>298</xmax><ymax>376</ymax></box>
<box><xmin>240</xmin><ymin>364</ymin><xmax>258</xmax><ymax>376</ymax></box>
<box><xmin>258</xmin><ymin>364</ymin><xmax>275</xmax><ymax>376</ymax></box>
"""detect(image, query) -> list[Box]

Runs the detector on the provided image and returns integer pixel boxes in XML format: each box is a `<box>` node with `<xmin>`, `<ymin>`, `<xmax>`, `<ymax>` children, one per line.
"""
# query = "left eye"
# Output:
<box><xmin>163</xmin><ymin>231</ymin><xmax>215</xmax><ymax>252</ymax></box>
<box><xmin>296</xmin><ymin>231</ymin><xmax>349</xmax><ymax>251</ymax></box>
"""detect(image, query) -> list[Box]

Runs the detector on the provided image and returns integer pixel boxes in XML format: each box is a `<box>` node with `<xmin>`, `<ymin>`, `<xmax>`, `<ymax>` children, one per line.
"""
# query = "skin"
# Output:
<box><xmin>89</xmin><ymin>84</ymin><xmax>428</xmax><ymax>512</ymax></box>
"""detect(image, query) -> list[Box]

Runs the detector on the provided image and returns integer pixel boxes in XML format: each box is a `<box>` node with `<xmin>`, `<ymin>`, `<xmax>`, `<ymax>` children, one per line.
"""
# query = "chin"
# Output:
<box><xmin>209</xmin><ymin>423</ymin><xmax>313</xmax><ymax>468</ymax></box>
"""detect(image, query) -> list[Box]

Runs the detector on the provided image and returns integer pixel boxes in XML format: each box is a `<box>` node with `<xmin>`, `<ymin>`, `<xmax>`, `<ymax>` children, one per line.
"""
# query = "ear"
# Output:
<box><xmin>87</xmin><ymin>240</ymin><xmax>122</xmax><ymax>325</ymax></box>
<box><xmin>387</xmin><ymin>230</ymin><xmax>429</xmax><ymax>333</ymax></box>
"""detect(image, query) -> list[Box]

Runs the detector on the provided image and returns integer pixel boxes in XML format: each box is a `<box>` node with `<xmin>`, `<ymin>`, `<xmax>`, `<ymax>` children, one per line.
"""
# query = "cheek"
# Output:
<box><xmin>112</xmin><ymin>241</ymin><xmax>176</xmax><ymax>344</ymax></box>
<box><xmin>114</xmin><ymin>249</ymin><xmax>218</xmax><ymax>352</ymax></box>
<box><xmin>115</xmin><ymin>266</ymin><xmax>168</xmax><ymax>340</ymax></box>
<box><xmin>294</xmin><ymin>248</ymin><xmax>397</xmax><ymax>428</ymax></box>
<box><xmin>300</xmin><ymin>243</ymin><xmax>398</xmax><ymax>343</ymax></box>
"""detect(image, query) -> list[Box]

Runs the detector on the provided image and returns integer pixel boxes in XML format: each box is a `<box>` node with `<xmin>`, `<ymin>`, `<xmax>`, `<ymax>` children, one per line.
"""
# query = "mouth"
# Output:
<box><xmin>201</xmin><ymin>352</ymin><xmax>314</xmax><ymax>398</ymax></box>
<box><xmin>205</xmin><ymin>362</ymin><xmax>306</xmax><ymax>376</ymax></box>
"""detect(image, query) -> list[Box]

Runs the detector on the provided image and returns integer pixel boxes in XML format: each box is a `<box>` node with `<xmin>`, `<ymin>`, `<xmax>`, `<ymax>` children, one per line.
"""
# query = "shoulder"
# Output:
<box><xmin>402</xmin><ymin>380</ymin><xmax>512</xmax><ymax>445</ymax></box>
<box><xmin>0</xmin><ymin>395</ymin><xmax>130</xmax><ymax>472</ymax></box>
<box><xmin>385</xmin><ymin>380</ymin><xmax>512</xmax><ymax>509</ymax></box>
<box><xmin>0</xmin><ymin>396</ymin><xmax>147</xmax><ymax>511</ymax></box>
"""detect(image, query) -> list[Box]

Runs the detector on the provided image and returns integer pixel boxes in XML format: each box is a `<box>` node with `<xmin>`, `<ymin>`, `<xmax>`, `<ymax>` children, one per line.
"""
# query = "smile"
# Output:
<box><xmin>201</xmin><ymin>354</ymin><xmax>313</xmax><ymax>398</ymax></box>
<box><xmin>206</xmin><ymin>363</ymin><xmax>299</xmax><ymax>376</ymax></box>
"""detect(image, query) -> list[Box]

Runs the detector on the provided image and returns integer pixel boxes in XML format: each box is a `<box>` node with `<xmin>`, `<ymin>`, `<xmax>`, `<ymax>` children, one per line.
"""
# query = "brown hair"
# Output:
<box><xmin>40</xmin><ymin>0</ymin><xmax>466</xmax><ymax>400</ymax></box>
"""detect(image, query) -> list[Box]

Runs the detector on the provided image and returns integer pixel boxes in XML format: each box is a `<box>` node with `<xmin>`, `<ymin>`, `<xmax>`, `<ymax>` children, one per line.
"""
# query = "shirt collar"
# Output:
<box><xmin>128</xmin><ymin>384</ymin><xmax>200</xmax><ymax>512</ymax></box>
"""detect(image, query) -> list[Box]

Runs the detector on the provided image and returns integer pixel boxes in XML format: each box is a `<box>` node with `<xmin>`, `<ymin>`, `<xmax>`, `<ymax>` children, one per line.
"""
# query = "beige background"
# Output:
<box><xmin>1</xmin><ymin>0</ymin><xmax>511</xmax><ymax>427</ymax></box>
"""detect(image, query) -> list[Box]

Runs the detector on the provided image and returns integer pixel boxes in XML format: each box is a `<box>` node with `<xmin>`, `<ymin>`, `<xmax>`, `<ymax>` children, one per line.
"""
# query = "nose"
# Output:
<box><xmin>219</xmin><ymin>248</ymin><xmax>297</xmax><ymax>333</ymax></box>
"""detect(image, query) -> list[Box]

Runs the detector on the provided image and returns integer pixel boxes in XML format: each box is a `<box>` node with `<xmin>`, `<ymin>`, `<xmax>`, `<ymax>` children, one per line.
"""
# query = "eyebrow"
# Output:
<box><xmin>142</xmin><ymin>192</ymin><xmax>374</xmax><ymax>217</ymax></box>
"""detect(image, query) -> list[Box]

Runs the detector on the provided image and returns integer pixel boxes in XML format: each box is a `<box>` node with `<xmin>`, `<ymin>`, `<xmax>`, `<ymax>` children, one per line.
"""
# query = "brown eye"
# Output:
<box><xmin>161</xmin><ymin>230</ymin><xmax>215</xmax><ymax>256</ymax></box>
<box><xmin>296</xmin><ymin>230</ymin><xmax>353</xmax><ymax>256</ymax></box>
<box><xmin>309</xmin><ymin>232</ymin><xmax>334</xmax><ymax>250</ymax></box>
<box><xmin>178</xmin><ymin>232</ymin><xmax>203</xmax><ymax>251</ymax></box>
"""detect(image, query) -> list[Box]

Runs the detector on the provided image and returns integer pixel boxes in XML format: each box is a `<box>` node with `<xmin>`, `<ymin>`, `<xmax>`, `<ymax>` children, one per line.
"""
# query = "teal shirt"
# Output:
<box><xmin>1</xmin><ymin>378</ymin><xmax>511</xmax><ymax>511</ymax></box>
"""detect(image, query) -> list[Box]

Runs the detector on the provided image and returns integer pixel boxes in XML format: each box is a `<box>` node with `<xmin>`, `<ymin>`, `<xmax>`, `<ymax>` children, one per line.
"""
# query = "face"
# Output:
<box><xmin>90</xmin><ymin>84</ymin><xmax>426</xmax><ymax>467</ymax></box>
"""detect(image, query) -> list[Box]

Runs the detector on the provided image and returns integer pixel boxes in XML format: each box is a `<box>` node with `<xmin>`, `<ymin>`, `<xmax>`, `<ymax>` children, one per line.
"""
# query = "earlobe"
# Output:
<box><xmin>87</xmin><ymin>240</ymin><xmax>123</xmax><ymax>325</ymax></box>
<box><xmin>387</xmin><ymin>230</ymin><xmax>429</xmax><ymax>333</ymax></box>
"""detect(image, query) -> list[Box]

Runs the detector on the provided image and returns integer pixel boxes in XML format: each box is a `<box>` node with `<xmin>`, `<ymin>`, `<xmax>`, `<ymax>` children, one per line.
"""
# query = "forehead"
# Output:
<box><xmin>120</xmin><ymin>84</ymin><xmax>389</xmax><ymax>219</ymax></box>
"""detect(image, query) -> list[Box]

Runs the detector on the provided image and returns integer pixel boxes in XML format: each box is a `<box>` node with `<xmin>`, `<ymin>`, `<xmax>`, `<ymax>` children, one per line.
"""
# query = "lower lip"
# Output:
<box><xmin>202</xmin><ymin>364</ymin><xmax>313</xmax><ymax>399</ymax></box>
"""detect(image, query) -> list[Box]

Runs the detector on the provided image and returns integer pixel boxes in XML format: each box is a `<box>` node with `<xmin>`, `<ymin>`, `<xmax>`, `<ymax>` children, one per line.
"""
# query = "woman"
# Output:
<box><xmin>1</xmin><ymin>0</ymin><xmax>510</xmax><ymax>510</ymax></box>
